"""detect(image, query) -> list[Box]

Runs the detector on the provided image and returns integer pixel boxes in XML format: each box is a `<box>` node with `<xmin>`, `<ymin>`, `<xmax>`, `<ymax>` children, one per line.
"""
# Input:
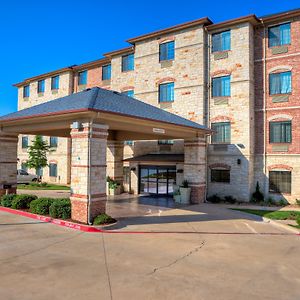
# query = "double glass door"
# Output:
<box><xmin>139</xmin><ymin>166</ymin><xmax>176</xmax><ymax>196</ymax></box>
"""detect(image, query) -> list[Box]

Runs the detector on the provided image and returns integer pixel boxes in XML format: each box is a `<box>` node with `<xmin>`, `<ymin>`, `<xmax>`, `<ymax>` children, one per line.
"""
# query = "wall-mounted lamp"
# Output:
<box><xmin>237</xmin><ymin>159</ymin><xmax>241</xmax><ymax>165</ymax></box>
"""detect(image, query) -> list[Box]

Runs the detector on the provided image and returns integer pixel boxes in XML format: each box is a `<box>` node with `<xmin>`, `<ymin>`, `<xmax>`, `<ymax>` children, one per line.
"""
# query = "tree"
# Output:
<box><xmin>25</xmin><ymin>136</ymin><xmax>51</xmax><ymax>176</ymax></box>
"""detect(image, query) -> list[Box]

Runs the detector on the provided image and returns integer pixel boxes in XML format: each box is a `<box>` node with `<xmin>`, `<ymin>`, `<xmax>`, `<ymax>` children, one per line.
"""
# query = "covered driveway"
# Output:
<box><xmin>0</xmin><ymin>87</ymin><xmax>210</xmax><ymax>224</ymax></box>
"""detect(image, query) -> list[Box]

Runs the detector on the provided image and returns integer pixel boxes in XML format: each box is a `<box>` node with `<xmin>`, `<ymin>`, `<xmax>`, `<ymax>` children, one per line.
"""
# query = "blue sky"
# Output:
<box><xmin>0</xmin><ymin>0</ymin><xmax>299</xmax><ymax>116</ymax></box>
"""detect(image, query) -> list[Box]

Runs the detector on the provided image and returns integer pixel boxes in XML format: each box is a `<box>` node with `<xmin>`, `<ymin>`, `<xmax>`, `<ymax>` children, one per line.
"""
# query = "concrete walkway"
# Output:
<box><xmin>0</xmin><ymin>203</ymin><xmax>299</xmax><ymax>300</ymax></box>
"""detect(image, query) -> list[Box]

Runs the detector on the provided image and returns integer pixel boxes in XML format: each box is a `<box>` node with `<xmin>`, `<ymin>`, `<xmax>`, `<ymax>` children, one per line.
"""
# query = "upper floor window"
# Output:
<box><xmin>78</xmin><ymin>70</ymin><xmax>87</xmax><ymax>85</ymax></box>
<box><xmin>212</xmin><ymin>30</ymin><xmax>231</xmax><ymax>52</ymax></box>
<box><xmin>269</xmin><ymin>171</ymin><xmax>291</xmax><ymax>194</ymax></box>
<box><xmin>50</xmin><ymin>137</ymin><xmax>58</xmax><ymax>148</ymax></box>
<box><xmin>22</xmin><ymin>136</ymin><xmax>29</xmax><ymax>149</ymax></box>
<box><xmin>159</xmin><ymin>41</ymin><xmax>175</xmax><ymax>61</ymax></box>
<box><xmin>51</xmin><ymin>75</ymin><xmax>60</xmax><ymax>90</ymax></box>
<box><xmin>212</xmin><ymin>76</ymin><xmax>231</xmax><ymax>97</ymax></box>
<box><xmin>38</xmin><ymin>79</ymin><xmax>45</xmax><ymax>93</ymax></box>
<box><xmin>269</xmin><ymin>71</ymin><xmax>291</xmax><ymax>95</ymax></box>
<box><xmin>211</xmin><ymin>169</ymin><xmax>230</xmax><ymax>183</ymax></box>
<box><xmin>121</xmin><ymin>90</ymin><xmax>134</xmax><ymax>97</ymax></box>
<box><xmin>270</xmin><ymin>121</ymin><xmax>291</xmax><ymax>143</ymax></box>
<box><xmin>102</xmin><ymin>64</ymin><xmax>111</xmax><ymax>80</ymax></box>
<box><xmin>159</xmin><ymin>82</ymin><xmax>174</xmax><ymax>102</ymax></box>
<box><xmin>158</xmin><ymin>140</ymin><xmax>174</xmax><ymax>145</ymax></box>
<box><xmin>124</xmin><ymin>141</ymin><xmax>134</xmax><ymax>146</ymax></box>
<box><xmin>268</xmin><ymin>23</ymin><xmax>291</xmax><ymax>47</ymax></box>
<box><xmin>49</xmin><ymin>163</ymin><xmax>58</xmax><ymax>177</ymax></box>
<box><xmin>211</xmin><ymin>122</ymin><xmax>231</xmax><ymax>143</ymax></box>
<box><xmin>23</xmin><ymin>85</ymin><xmax>30</xmax><ymax>98</ymax></box>
<box><xmin>122</xmin><ymin>54</ymin><xmax>134</xmax><ymax>72</ymax></box>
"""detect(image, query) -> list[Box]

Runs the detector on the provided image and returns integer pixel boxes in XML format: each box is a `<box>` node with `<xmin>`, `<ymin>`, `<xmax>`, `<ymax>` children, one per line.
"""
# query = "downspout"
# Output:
<box><xmin>87</xmin><ymin>118</ymin><xmax>94</xmax><ymax>225</ymax></box>
<box><xmin>204</xmin><ymin>26</ymin><xmax>211</xmax><ymax>202</ymax></box>
<box><xmin>262</xmin><ymin>21</ymin><xmax>268</xmax><ymax>196</ymax></box>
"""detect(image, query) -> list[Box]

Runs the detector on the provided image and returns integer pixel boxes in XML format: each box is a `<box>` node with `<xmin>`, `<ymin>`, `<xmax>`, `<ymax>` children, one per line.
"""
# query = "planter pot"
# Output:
<box><xmin>109</xmin><ymin>186</ymin><xmax>121</xmax><ymax>195</ymax></box>
<box><xmin>179</xmin><ymin>187</ymin><xmax>191</xmax><ymax>204</ymax></box>
<box><xmin>174</xmin><ymin>194</ymin><xmax>181</xmax><ymax>203</ymax></box>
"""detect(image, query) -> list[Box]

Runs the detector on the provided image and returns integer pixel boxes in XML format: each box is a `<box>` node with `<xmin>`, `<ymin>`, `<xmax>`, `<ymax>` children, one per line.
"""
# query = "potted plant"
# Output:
<box><xmin>173</xmin><ymin>190</ymin><xmax>181</xmax><ymax>203</ymax></box>
<box><xmin>179</xmin><ymin>180</ymin><xmax>191</xmax><ymax>204</ymax></box>
<box><xmin>107</xmin><ymin>177</ymin><xmax>121</xmax><ymax>195</ymax></box>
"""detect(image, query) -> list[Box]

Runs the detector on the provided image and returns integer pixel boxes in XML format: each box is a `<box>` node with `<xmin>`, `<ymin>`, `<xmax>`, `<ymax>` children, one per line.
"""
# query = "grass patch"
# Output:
<box><xmin>231</xmin><ymin>209</ymin><xmax>300</xmax><ymax>220</ymax></box>
<box><xmin>18</xmin><ymin>183</ymin><xmax>70</xmax><ymax>191</ymax></box>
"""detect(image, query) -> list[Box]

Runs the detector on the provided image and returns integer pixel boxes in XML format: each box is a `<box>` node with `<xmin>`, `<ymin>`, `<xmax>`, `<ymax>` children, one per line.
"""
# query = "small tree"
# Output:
<box><xmin>26</xmin><ymin>136</ymin><xmax>51</xmax><ymax>177</ymax></box>
<box><xmin>252</xmin><ymin>181</ymin><xmax>264</xmax><ymax>203</ymax></box>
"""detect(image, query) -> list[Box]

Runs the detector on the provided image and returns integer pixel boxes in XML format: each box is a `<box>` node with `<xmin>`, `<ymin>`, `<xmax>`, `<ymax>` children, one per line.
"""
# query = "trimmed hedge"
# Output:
<box><xmin>0</xmin><ymin>194</ymin><xmax>17</xmax><ymax>207</ymax></box>
<box><xmin>93</xmin><ymin>213</ymin><xmax>116</xmax><ymax>225</ymax></box>
<box><xmin>30</xmin><ymin>198</ymin><xmax>56</xmax><ymax>215</ymax></box>
<box><xmin>11</xmin><ymin>194</ymin><xmax>37</xmax><ymax>209</ymax></box>
<box><xmin>297</xmin><ymin>217</ymin><xmax>300</xmax><ymax>227</ymax></box>
<box><xmin>49</xmin><ymin>199</ymin><xmax>71</xmax><ymax>220</ymax></box>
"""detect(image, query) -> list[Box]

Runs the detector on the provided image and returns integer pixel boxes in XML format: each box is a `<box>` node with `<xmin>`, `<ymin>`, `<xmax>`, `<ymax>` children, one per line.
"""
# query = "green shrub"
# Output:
<box><xmin>11</xmin><ymin>194</ymin><xmax>37</xmax><ymax>209</ymax></box>
<box><xmin>252</xmin><ymin>182</ymin><xmax>264</xmax><ymax>203</ymax></box>
<box><xmin>30</xmin><ymin>198</ymin><xmax>56</xmax><ymax>215</ymax></box>
<box><xmin>1</xmin><ymin>194</ymin><xmax>17</xmax><ymax>207</ymax></box>
<box><xmin>297</xmin><ymin>217</ymin><xmax>300</xmax><ymax>227</ymax></box>
<box><xmin>224</xmin><ymin>196</ymin><xmax>237</xmax><ymax>204</ymax></box>
<box><xmin>93</xmin><ymin>213</ymin><xmax>116</xmax><ymax>225</ymax></box>
<box><xmin>49</xmin><ymin>199</ymin><xmax>71</xmax><ymax>220</ymax></box>
<box><xmin>296</xmin><ymin>199</ymin><xmax>300</xmax><ymax>206</ymax></box>
<box><xmin>207</xmin><ymin>194</ymin><xmax>222</xmax><ymax>203</ymax></box>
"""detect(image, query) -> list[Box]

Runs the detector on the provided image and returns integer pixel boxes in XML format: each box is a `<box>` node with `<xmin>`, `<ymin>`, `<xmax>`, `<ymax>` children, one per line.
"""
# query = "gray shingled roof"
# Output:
<box><xmin>0</xmin><ymin>87</ymin><xmax>208</xmax><ymax>130</ymax></box>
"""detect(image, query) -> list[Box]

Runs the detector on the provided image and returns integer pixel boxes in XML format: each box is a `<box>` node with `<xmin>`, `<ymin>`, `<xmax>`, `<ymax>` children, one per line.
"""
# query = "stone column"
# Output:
<box><xmin>70</xmin><ymin>122</ymin><xmax>108</xmax><ymax>224</ymax></box>
<box><xmin>107</xmin><ymin>141</ymin><xmax>124</xmax><ymax>184</ymax></box>
<box><xmin>184</xmin><ymin>136</ymin><xmax>207</xmax><ymax>204</ymax></box>
<box><xmin>0</xmin><ymin>132</ymin><xmax>18</xmax><ymax>196</ymax></box>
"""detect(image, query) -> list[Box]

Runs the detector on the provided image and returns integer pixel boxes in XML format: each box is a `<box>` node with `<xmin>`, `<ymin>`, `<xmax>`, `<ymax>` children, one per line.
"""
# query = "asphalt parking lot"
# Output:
<box><xmin>0</xmin><ymin>204</ymin><xmax>299</xmax><ymax>300</ymax></box>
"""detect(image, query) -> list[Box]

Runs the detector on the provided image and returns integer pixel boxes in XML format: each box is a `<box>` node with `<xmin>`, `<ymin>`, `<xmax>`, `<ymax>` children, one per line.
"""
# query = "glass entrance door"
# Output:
<box><xmin>139</xmin><ymin>166</ymin><xmax>176</xmax><ymax>196</ymax></box>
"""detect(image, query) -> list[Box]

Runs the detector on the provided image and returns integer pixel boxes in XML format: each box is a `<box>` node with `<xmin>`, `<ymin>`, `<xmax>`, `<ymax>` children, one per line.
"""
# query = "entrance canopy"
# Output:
<box><xmin>0</xmin><ymin>87</ymin><xmax>210</xmax><ymax>139</ymax></box>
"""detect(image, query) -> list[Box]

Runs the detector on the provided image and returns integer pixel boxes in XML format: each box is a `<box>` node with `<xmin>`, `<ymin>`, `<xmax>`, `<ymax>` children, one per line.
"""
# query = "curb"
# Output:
<box><xmin>262</xmin><ymin>217</ymin><xmax>300</xmax><ymax>235</ymax></box>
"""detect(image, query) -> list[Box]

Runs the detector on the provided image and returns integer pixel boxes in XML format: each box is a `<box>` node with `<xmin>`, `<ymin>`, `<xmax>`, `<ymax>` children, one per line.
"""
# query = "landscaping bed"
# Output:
<box><xmin>18</xmin><ymin>183</ymin><xmax>70</xmax><ymax>190</ymax></box>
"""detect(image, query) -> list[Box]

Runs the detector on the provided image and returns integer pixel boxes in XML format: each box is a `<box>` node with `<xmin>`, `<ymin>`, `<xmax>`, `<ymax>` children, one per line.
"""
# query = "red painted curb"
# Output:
<box><xmin>0</xmin><ymin>206</ymin><xmax>51</xmax><ymax>222</ymax></box>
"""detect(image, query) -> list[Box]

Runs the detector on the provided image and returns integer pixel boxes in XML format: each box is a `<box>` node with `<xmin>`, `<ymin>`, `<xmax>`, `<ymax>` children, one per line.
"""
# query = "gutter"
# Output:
<box><xmin>87</xmin><ymin>119</ymin><xmax>94</xmax><ymax>225</ymax></box>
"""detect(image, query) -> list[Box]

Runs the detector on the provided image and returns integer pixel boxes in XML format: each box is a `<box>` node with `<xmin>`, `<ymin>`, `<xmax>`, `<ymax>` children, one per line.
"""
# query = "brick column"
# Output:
<box><xmin>0</xmin><ymin>132</ymin><xmax>18</xmax><ymax>196</ymax></box>
<box><xmin>184</xmin><ymin>136</ymin><xmax>207</xmax><ymax>204</ymax></box>
<box><xmin>107</xmin><ymin>141</ymin><xmax>124</xmax><ymax>184</ymax></box>
<box><xmin>70</xmin><ymin>122</ymin><xmax>108</xmax><ymax>224</ymax></box>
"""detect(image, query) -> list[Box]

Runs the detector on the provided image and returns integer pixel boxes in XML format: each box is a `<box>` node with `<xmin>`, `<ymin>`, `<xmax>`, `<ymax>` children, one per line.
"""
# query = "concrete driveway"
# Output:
<box><xmin>0</xmin><ymin>203</ymin><xmax>299</xmax><ymax>300</ymax></box>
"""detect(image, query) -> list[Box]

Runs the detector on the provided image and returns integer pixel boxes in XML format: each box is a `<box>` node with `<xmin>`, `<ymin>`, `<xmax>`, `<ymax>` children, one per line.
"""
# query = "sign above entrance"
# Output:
<box><xmin>153</xmin><ymin>128</ymin><xmax>165</xmax><ymax>134</ymax></box>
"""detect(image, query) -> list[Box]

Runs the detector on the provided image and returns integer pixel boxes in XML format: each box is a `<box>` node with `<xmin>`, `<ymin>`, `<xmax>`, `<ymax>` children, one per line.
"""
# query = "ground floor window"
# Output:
<box><xmin>269</xmin><ymin>171</ymin><xmax>291</xmax><ymax>194</ymax></box>
<box><xmin>211</xmin><ymin>169</ymin><xmax>230</xmax><ymax>183</ymax></box>
<box><xmin>49</xmin><ymin>163</ymin><xmax>57</xmax><ymax>177</ymax></box>
<box><xmin>21</xmin><ymin>163</ymin><xmax>28</xmax><ymax>172</ymax></box>
<box><xmin>123</xmin><ymin>167</ymin><xmax>130</xmax><ymax>185</ymax></box>
<box><xmin>36</xmin><ymin>167</ymin><xmax>43</xmax><ymax>177</ymax></box>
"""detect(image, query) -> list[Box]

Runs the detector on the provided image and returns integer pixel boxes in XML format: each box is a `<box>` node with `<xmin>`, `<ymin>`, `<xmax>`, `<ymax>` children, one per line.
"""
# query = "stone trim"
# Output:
<box><xmin>211</xmin><ymin>69</ymin><xmax>232</xmax><ymax>77</ymax></box>
<box><xmin>209</xmin><ymin>163</ymin><xmax>231</xmax><ymax>170</ymax></box>
<box><xmin>49</xmin><ymin>160</ymin><xmax>58</xmax><ymax>164</ymax></box>
<box><xmin>158</xmin><ymin>36</ymin><xmax>175</xmax><ymax>44</ymax></box>
<box><xmin>71</xmin><ymin>193</ymin><xmax>107</xmax><ymax>200</ymax></box>
<box><xmin>71</xmin><ymin>164</ymin><xmax>107</xmax><ymax>168</ymax></box>
<box><xmin>269</xmin><ymin>65</ymin><xmax>292</xmax><ymax>73</ymax></box>
<box><xmin>268</xmin><ymin>114</ymin><xmax>293</xmax><ymax>121</ymax></box>
<box><xmin>156</xmin><ymin>77</ymin><xmax>176</xmax><ymax>85</ymax></box>
<box><xmin>268</xmin><ymin>164</ymin><xmax>293</xmax><ymax>171</ymax></box>
<box><xmin>120</xmin><ymin>86</ymin><xmax>134</xmax><ymax>92</ymax></box>
<box><xmin>210</xmin><ymin>115</ymin><xmax>233</xmax><ymax>123</ymax></box>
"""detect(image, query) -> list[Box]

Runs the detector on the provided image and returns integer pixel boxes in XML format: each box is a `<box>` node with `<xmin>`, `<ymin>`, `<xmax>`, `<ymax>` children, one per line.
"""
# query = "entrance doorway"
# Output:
<box><xmin>139</xmin><ymin>166</ymin><xmax>176</xmax><ymax>196</ymax></box>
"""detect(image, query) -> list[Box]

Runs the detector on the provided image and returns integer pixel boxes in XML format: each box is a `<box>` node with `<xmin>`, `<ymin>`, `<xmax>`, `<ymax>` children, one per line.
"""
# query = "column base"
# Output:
<box><xmin>0</xmin><ymin>187</ymin><xmax>17</xmax><ymax>197</ymax></box>
<box><xmin>190</xmin><ymin>185</ymin><xmax>206</xmax><ymax>204</ymax></box>
<box><xmin>70</xmin><ymin>196</ymin><xmax>107</xmax><ymax>224</ymax></box>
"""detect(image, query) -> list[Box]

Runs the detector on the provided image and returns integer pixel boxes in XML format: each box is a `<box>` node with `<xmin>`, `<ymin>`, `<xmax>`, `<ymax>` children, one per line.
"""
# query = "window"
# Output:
<box><xmin>269</xmin><ymin>71</ymin><xmax>291</xmax><ymax>95</ymax></box>
<box><xmin>269</xmin><ymin>171</ymin><xmax>291</xmax><ymax>193</ymax></box>
<box><xmin>123</xmin><ymin>167</ymin><xmax>130</xmax><ymax>185</ymax></box>
<box><xmin>212</xmin><ymin>30</ymin><xmax>231</xmax><ymax>52</ymax></box>
<box><xmin>22</xmin><ymin>136</ymin><xmax>28</xmax><ymax>149</ymax></box>
<box><xmin>211</xmin><ymin>169</ymin><xmax>230</xmax><ymax>183</ymax></box>
<box><xmin>122</xmin><ymin>54</ymin><xmax>134</xmax><ymax>72</ymax></box>
<box><xmin>159</xmin><ymin>41</ymin><xmax>175</xmax><ymax>61</ymax></box>
<box><xmin>121</xmin><ymin>90</ymin><xmax>134</xmax><ymax>97</ymax></box>
<box><xmin>102</xmin><ymin>64</ymin><xmax>111</xmax><ymax>80</ymax></box>
<box><xmin>211</xmin><ymin>122</ymin><xmax>231</xmax><ymax>143</ymax></box>
<box><xmin>270</xmin><ymin>121</ymin><xmax>291</xmax><ymax>143</ymax></box>
<box><xmin>49</xmin><ymin>163</ymin><xmax>57</xmax><ymax>177</ymax></box>
<box><xmin>50</xmin><ymin>137</ymin><xmax>58</xmax><ymax>148</ymax></box>
<box><xmin>36</xmin><ymin>167</ymin><xmax>43</xmax><ymax>177</ymax></box>
<box><xmin>212</xmin><ymin>76</ymin><xmax>231</xmax><ymax>97</ymax></box>
<box><xmin>158</xmin><ymin>140</ymin><xmax>174</xmax><ymax>145</ymax></box>
<box><xmin>23</xmin><ymin>85</ymin><xmax>30</xmax><ymax>98</ymax></box>
<box><xmin>51</xmin><ymin>75</ymin><xmax>60</xmax><ymax>90</ymax></box>
<box><xmin>78</xmin><ymin>71</ymin><xmax>87</xmax><ymax>85</ymax></box>
<box><xmin>21</xmin><ymin>163</ymin><xmax>28</xmax><ymax>172</ymax></box>
<box><xmin>124</xmin><ymin>141</ymin><xmax>134</xmax><ymax>146</ymax></box>
<box><xmin>268</xmin><ymin>23</ymin><xmax>291</xmax><ymax>47</ymax></box>
<box><xmin>37</xmin><ymin>80</ymin><xmax>45</xmax><ymax>93</ymax></box>
<box><xmin>159</xmin><ymin>82</ymin><xmax>174</xmax><ymax>102</ymax></box>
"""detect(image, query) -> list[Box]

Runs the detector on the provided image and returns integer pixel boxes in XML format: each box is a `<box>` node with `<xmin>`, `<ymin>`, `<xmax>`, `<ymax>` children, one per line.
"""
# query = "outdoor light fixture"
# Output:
<box><xmin>237</xmin><ymin>159</ymin><xmax>241</xmax><ymax>165</ymax></box>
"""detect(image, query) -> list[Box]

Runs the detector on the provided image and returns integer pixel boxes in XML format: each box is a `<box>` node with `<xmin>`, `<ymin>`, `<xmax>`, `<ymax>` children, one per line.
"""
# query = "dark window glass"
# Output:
<box><xmin>49</xmin><ymin>164</ymin><xmax>57</xmax><ymax>177</ymax></box>
<box><xmin>158</xmin><ymin>140</ymin><xmax>174</xmax><ymax>145</ymax></box>
<box><xmin>212</xmin><ymin>76</ymin><xmax>231</xmax><ymax>97</ymax></box>
<box><xmin>211</xmin><ymin>122</ymin><xmax>231</xmax><ymax>143</ymax></box>
<box><xmin>51</xmin><ymin>75</ymin><xmax>60</xmax><ymax>90</ymax></box>
<box><xmin>269</xmin><ymin>71</ymin><xmax>291</xmax><ymax>95</ymax></box>
<box><xmin>37</xmin><ymin>80</ymin><xmax>45</xmax><ymax>93</ymax></box>
<box><xmin>269</xmin><ymin>171</ymin><xmax>291</xmax><ymax>193</ymax></box>
<box><xmin>50</xmin><ymin>137</ymin><xmax>58</xmax><ymax>148</ymax></box>
<box><xmin>268</xmin><ymin>23</ymin><xmax>291</xmax><ymax>47</ymax></box>
<box><xmin>270</xmin><ymin>121</ymin><xmax>291</xmax><ymax>143</ymax></box>
<box><xmin>23</xmin><ymin>85</ymin><xmax>30</xmax><ymax>98</ymax></box>
<box><xmin>122</xmin><ymin>54</ymin><xmax>134</xmax><ymax>72</ymax></box>
<box><xmin>212</xmin><ymin>30</ymin><xmax>231</xmax><ymax>52</ymax></box>
<box><xmin>22</xmin><ymin>136</ymin><xmax>28</xmax><ymax>148</ymax></box>
<box><xmin>211</xmin><ymin>169</ymin><xmax>230</xmax><ymax>183</ymax></box>
<box><xmin>102</xmin><ymin>64</ymin><xmax>111</xmax><ymax>80</ymax></box>
<box><xmin>78</xmin><ymin>71</ymin><xmax>87</xmax><ymax>85</ymax></box>
<box><xmin>159</xmin><ymin>82</ymin><xmax>174</xmax><ymax>102</ymax></box>
<box><xmin>21</xmin><ymin>163</ymin><xmax>28</xmax><ymax>172</ymax></box>
<box><xmin>159</xmin><ymin>41</ymin><xmax>175</xmax><ymax>61</ymax></box>
<box><xmin>121</xmin><ymin>90</ymin><xmax>134</xmax><ymax>97</ymax></box>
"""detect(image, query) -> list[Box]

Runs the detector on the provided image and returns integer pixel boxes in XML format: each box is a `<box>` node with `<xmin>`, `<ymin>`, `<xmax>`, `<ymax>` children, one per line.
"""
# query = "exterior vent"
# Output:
<box><xmin>272</xmin><ymin>46</ymin><xmax>288</xmax><ymax>55</ymax></box>
<box><xmin>272</xmin><ymin>144</ymin><xmax>289</xmax><ymax>152</ymax></box>
<box><xmin>213</xmin><ymin>144</ymin><xmax>229</xmax><ymax>152</ymax></box>
<box><xmin>272</xmin><ymin>94</ymin><xmax>289</xmax><ymax>103</ymax></box>
<box><xmin>213</xmin><ymin>97</ymin><xmax>229</xmax><ymax>105</ymax></box>
<box><xmin>214</xmin><ymin>52</ymin><xmax>229</xmax><ymax>60</ymax></box>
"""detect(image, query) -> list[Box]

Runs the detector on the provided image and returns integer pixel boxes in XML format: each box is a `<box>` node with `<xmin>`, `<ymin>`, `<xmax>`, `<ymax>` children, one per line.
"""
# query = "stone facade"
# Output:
<box><xmin>15</xmin><ymin>10</ymin><xmax>300</xmax><ymax>204</ymax></box>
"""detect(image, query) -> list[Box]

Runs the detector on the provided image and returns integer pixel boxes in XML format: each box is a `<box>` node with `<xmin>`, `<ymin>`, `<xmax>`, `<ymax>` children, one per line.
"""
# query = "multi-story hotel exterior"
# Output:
<box><xmin>14</xmin><ymin>9</ymin><xmax>300</xmax><ymax>204</ymax></box>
